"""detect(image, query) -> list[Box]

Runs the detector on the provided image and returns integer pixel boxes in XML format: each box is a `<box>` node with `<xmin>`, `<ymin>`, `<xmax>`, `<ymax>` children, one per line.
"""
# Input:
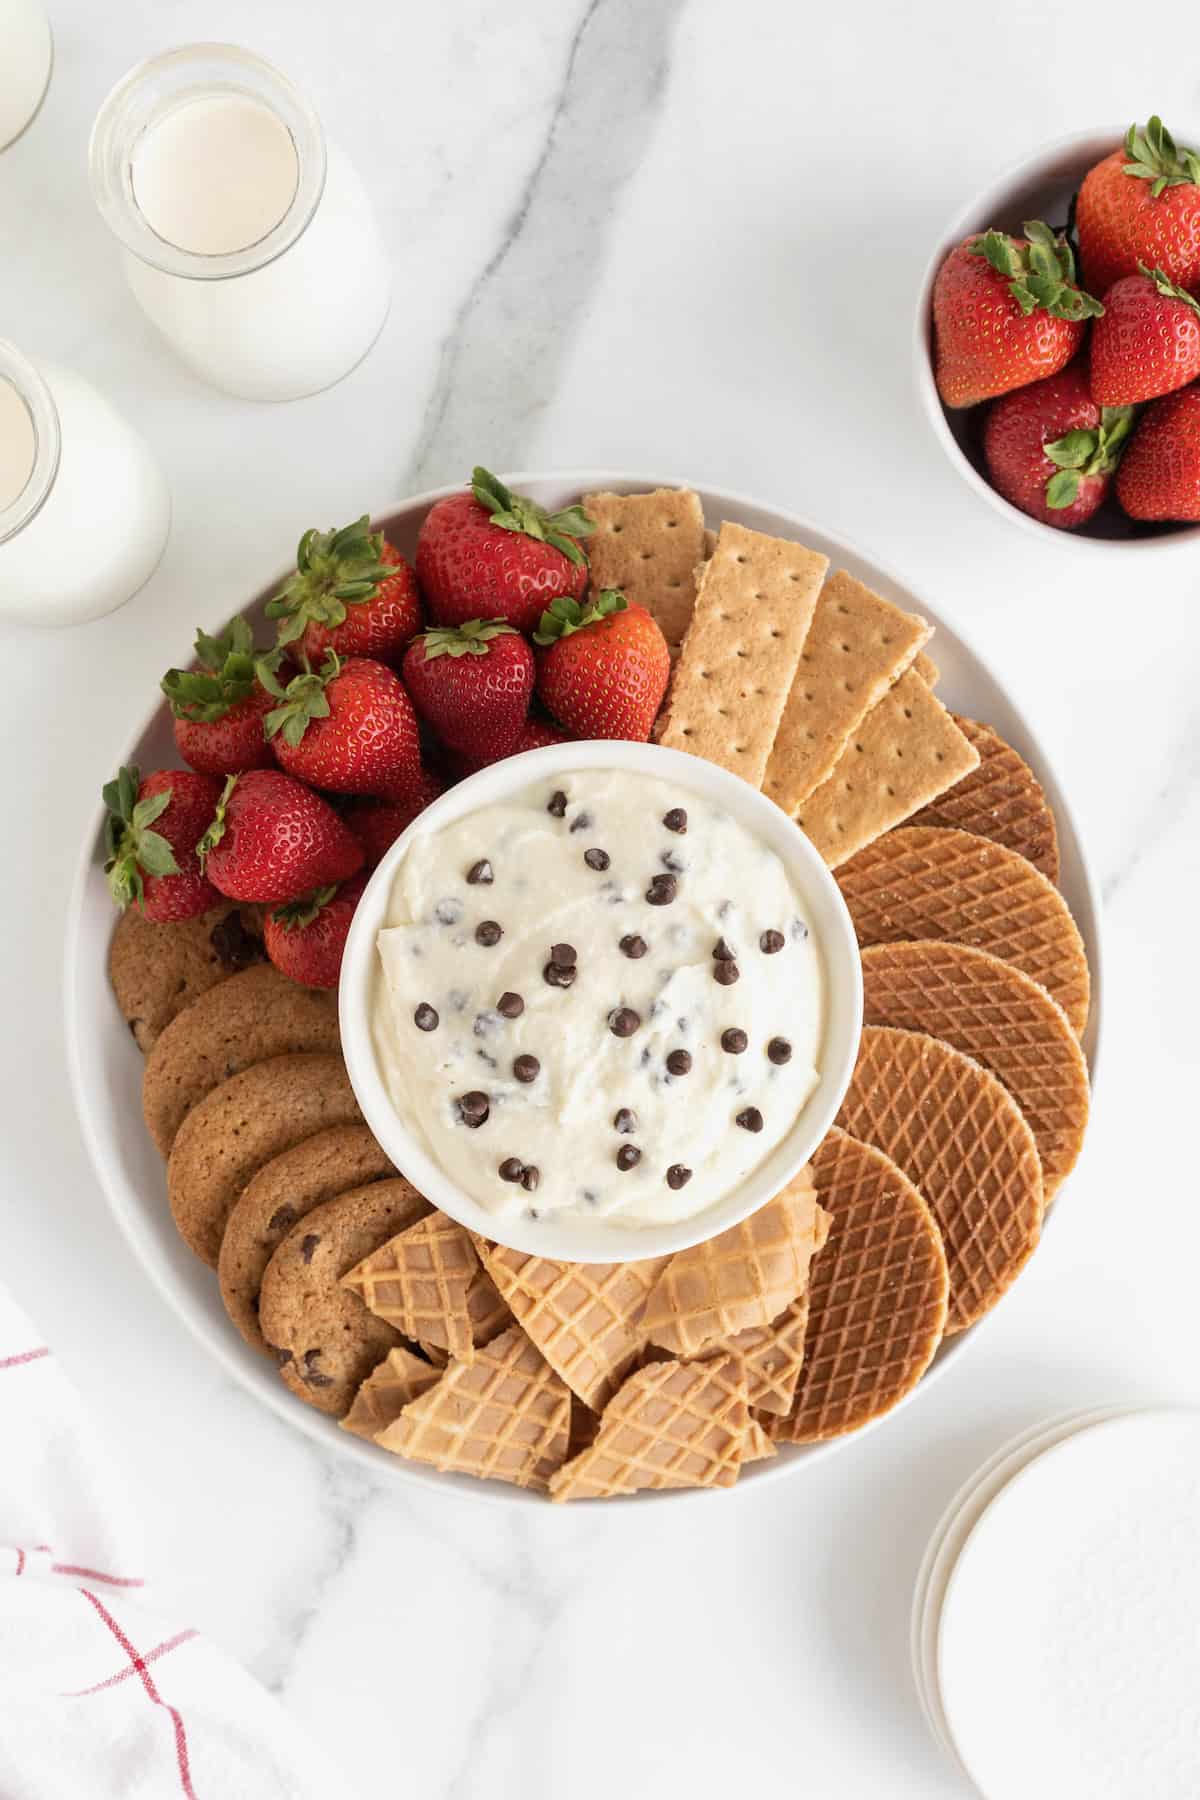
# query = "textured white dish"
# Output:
<box><xmin>913</xmin><ymin>124</ymin><xmax>1200</xmax><ymax>554</ymax></box>
<box><xmin>64</xmin><ymin>472</ymin><xmax>1103</xmax><ymax>1505</ymax></box>
<box><xmin>938</xmin><ymin>1409</ymin><xmax>1200</xmax><ymax>1798</ymax></box>
<box><xmin>339</xmin><ymin>740</ymin><xmax>862</xmax><ymax>1263</ymax></box>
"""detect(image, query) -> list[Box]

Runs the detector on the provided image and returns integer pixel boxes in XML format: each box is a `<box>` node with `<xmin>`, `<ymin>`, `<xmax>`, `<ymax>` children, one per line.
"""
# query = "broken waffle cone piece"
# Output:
<box><xmin>741</xmin><ymin>1415</ymin><xmax>777</xmax><ymax>1466</ymax></box>
<box><xmin>549</xmin><ymin>1354</ymin><xmax>749</xmax><ymax>1501</ymax></box>
<box><xmin>714</xmin><ymin>1292</ymin><xmax>814</xmax><ymax>1415</ymax></box>
<box><xmin>476</xmin><ymin>1247</ymin><xmax>669</xmax><ymax>1412</ymax></box>
<box><xmin>340</xmin><ymin>1346</ymin><xmax>441</xmax><ymax>1442</ymax></box>
<box><xmin>642</xmin><ymin>1169</ymin><xmax>828</xmax><ymax>1357</ymax></box>
<box><xmin>342</xmin><ymin>1211</ymin><xmax>486</xmax><ymax>1363</ymax></box>
<box><xmin>376</xmin><ymin>1325</ymin><xmax>570</xmax><ymax>1491</ymax></box>
<box><xmin>837</xmin><ymin>825</ymin><xmax>1089</xmax><ymax>1036</ymax></box>
<box><xmin>837</xmin><ymin>1026</ymin><xmax>1043</xmax><ymax>1333</ymax></box>
<box><xmin>775</xmin><ymin>1129</ymin><xmax>949</xmax><ymax>1444</ymax></box>
<box><xmin>908</xmin><ymin>715</ymin><xmax>1060</xmax><ymax>884</ymax></box>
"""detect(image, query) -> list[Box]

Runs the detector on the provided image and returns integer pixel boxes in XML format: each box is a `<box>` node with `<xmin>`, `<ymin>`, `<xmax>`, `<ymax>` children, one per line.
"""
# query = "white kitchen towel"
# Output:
<box><xmin>0</xmin><ymin>1284</ymin><xmax>357</xmax><ymax>1799</ymax></box>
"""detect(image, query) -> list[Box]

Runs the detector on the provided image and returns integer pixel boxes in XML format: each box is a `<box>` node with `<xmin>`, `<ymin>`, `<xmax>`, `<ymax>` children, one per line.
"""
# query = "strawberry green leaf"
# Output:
<box><xmin>416</xmin><ymin>618</ymin><xmax>517</xmax><ymax>661</ymax></box>
<box><xmin>1139</xmin><ymin>262</ymin><xmax>1200</xmax><ymax>314</ymax></box>
<box><xmin>197</xmin><ymin>775</ymin><xmax>238</xmax><ymax>866</ymax></box>
<box><xmin>162</xmin><ymin>617</ymin><xmax>260</xmax><ymax>723</ymax></box>
<box><xmin>1044</xmin><ymin>429</ymin><xmax>1098</xmax><ymax>470</ymax></box>
<box><xmin>263</xmin><ymin>660</ymin><xmax>335</xmax><ymax>748</ymax></box>
<box><xmin>533</xmin><ymin>588</ymin><xmax>627</xmax><ymax>646</ymax></box>
<box><xmin>266</xmin><ymin>515</ymin><xmax>395</xmax><ymax>643</ymax></box>
<box><xmin>971</xmin><ymin>223</ymin><xmax>1103</xmax><ymax>321</ymax></box>
<box><xmin>102</xmin><ymin>767</ymin><xmax>181</xmax><ymax>909</ymax></box>
<box><xmin>272</xmin><ymin>884</ymin><xmax>337</xmax><ymax>931</ymax></box>
<box><xmin>1045</xmin><ymin>469</ymin><xmax>1082</xmax><ymax>509</ymax></box>
<box><xmin>131</xmin><ymin>789</ymin><xmax>172</xmax><ymax>831</ymax></box>
<box><xmin>470</xmin><ymin>467</ymin><xmax>593</xmax><ymax>564</ymax></box>
<box><xmin>1122</xmin><ymin>115</ymin><xmax>1200</xmax><ymax>192</ymax></box>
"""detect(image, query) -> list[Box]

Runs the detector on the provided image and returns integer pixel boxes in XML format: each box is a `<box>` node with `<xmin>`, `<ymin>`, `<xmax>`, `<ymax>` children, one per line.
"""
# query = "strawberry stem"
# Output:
<box><xmin>532</xmin><ymin>588</ymin><xmax>627</xmax><ymax>646</ymax></box>
<box><xmin>1043</xmin><ymin>406</ymin><xmax>1136</xmax><ymax>508</ymax></box>
<box><xmin>1123</xmin><ymin>116</ymin><xmax>1200</xmax><ymax>197</ymax></box>
<box><xmin>470</xmin><ymin>467</ymin><xmax>594</xmax><ymax>567</ymax></box>
<box><xmin>258</xmin><ymin>651</ymin><xmax>339</xmax><ymax>748</ymax></box>
<box><xmin>271</xmin><ymin>884</ymin><xmax>337</xmax><ymax>931</ymax></box>
<box><xmin>414</xmin><ymin>618</ymin><xmax>517</xmax><ymax>661</ymax></box>
<box><xmin>162</xmin><ymin>617</ymin><xmax>259</xmax><ymax>722</ymax></box>
<box><xmin>102</xmin><ymin>765</ymin><xmax>181</xmax><ymax>909</ymax></box>
<box><xmin>969</xmin><ymin>221</ymin><xmax>1104</xmax><ymax>322</ymax></box>
<box><xmin>266</xmin><ymin>516</ymin><xmax>396</xmax><ymax>648</ymax></box>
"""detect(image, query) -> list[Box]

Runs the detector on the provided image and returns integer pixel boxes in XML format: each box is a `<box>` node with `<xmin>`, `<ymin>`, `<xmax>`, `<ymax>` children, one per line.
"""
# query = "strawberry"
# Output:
<box><xmin>199</xmin><ymin>769</ymin><xmax>363</xmax><ymax>903</ymax></box>
<box><xmin>103</xmin><ymin>766</ymin><xmax>223</xmax><ymax>922</ymax></box>
<box><xmin>534</xmin><ymin>590</ymin><xmax>669</xmax><ymax>741</ymax></box>
<box><xmin>1115</xmin><ymin>385</ymin><xmax>1200</xmax><ymax>521</ymax></box>
<box><xmin>933</xmin><ymin>222</ymin><xmax>1103</xmax><ymax>408</ymax></box>
<box><xmin>265</xmin><ymin>517</ymin><xmax>421</xmax><ymax>667</ymax></box>
<box><xmin>1078</xmin><ymin>117</ymin><xmax>1200</xmax><ymax>298</ymax></box>
<box><xmin>1090</xmin><ymin>266</ymin><xmax>1200</xmax><ymax>405</ymax></box>
<box><xmin>345</xmin><ymin>769</ymin><xmax>445</xmax><ymax>867</ymax></box>
<box><xmin>416</xmin><ymin>468</ymin><xmax>593</xmax><ymax>635</ymax></box>
<box><xmin>439</xmin><ymin>715</ymin><xmax>573</xmax><ymax>782</ymax></box>
<box><xmin>983</xmin><ymin>366</ymin><xmax>1134</xmax><ymax>530</ymax></box>
<box><xmin>401</xmin><ymin>619</ymin><xmax>533</xmax><ymax>760</ymax></box>
<box><xmin>264</xmin><ymin>873</ymin><xmax>367</xmax><ymax>989</ymax></box>
<box><xmin>161</xmin><ymin>618</ymin><xmax>276</xmax><ymax>775</ymax></box>
<box><xmin>259</xmin><ymin>653</ymin><xmax>422</xmax><ymax>799</ymax></box>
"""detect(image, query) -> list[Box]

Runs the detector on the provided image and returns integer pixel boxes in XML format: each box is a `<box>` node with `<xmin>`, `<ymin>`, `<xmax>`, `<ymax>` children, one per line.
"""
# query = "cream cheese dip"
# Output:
<box><xmin>372</xmin><ymin>769</ymin><xmax>823</xmax><ymax>1229</ymax></box>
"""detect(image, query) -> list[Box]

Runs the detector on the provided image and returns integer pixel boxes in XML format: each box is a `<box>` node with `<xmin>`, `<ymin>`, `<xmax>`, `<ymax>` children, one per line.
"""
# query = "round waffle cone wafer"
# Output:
<box><xmin>909</xmin><ymin>716</ymin><xmax>1060</xmax><ymax>884</ymax></box>
<box><xmin>860</xmin><ymin>941</ymin><xmax>1089</xmax><ymax>1200</ymax></box>
<box><xmin>837</xmin><ymin>1026</ymin><xmax>1043</xmax><ymax>1333</ymax></box>
<box><xmin>776</xmin><ymin>1130</ymin><xmax>949</xmax><ymax>1444</ymax></box>
<box><xmin>838</xmin><ymin>826</ymin><xmax>1090</xmax><ymax>1036</ymax></box>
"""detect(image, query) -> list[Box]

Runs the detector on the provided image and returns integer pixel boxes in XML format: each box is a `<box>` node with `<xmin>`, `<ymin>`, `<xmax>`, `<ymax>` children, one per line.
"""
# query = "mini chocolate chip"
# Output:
<box><xmin>466</xmin><ymin>859</ymin><xmax>494</xmax><ymax>884</ymax></box>
<box><xmin>547</xmin><ymin>790</ymin><xmax>567</xmax><ymax>817</ymax></box>
<box><xmin>569</xmin><ymin>809</ymin><xmax>593</xmax><ymax>833</ymax></box>
<box><xmin>303</xmin><ymin>1350</ymin><xmax>334</xmax><ymax>1389</ymax></box>
<box><xmin>457</xmin><ymin>1090</ymin><xmax>490</xmax><ymax>1127</ymax></box>
<box><xmin>499</xmin><ymin>1157</ymin><xmax>525</xmax><ymax>1182</ymax></box>
<box><xmin>267</xmin><ymin>1205</ymin><xmax>297</xmax><ymax>1234</ymax></box>
<box><xmin>666</xmin><ymin>1164</ymin><xmax>693</xmax><ymax>1190</ymax></box>
<box><xmin>520</xmin><ymin>1165</ymin><xmax>540</xmax><ymax>1192</ymax></box>
<box><xmin>666</xmin><ymin>1048</ymin><xmax>692</xmax><ymax>1076</ymax></box>
<box><xmin>767</xmin><ymin>1036</ymin><xmax>793</xmax><ymax>1065</ymax></box>
<box><xmin>496</xmin><ymin>990</ymin><xmax>524</xmax><ymax>1019</ymax></box>
<box><xmin>210</xmin><ymin>910</ymin><xmax>266</xmax><ymax>970</ymax></box>
<box><xmin>616</xmin><ymin>1144</ymin><xmax>642</xmax><ymax>1171</ymax></box>
<box><xmin>300</xmin><ymin>1234</ymin><xmax>320</xmax><ymax>1264</ymax></box>
<box><xmin>721</xmin><ymin>1028</ymin><xmax>749</xmax><ymax>1054</ymax></box>
<box><xmin>646</xmin><ymin>873</ymin><xmax>677</xmax><ymax>905</ymax></box>
<box><xmin>274</xmin><ymin>1347</ymin><xmax>293</xmax><ymax>1368</ymax></box>
<box><xmin>550</xmin><ymin>942</ymin><xmax>577</xmax><ymax>967</ymax></box>
<box><xmin>543</xmin><ymin>960</ymin><xmax>577</xmax><ymax>989</ymax></box>
<box><xmin>714</xmin><ymin>961</ymin><xmax>740</xmax><ymax>986</ymax></box>
<box><xmin>609</xmin><ymin>1007</ymin><xmax>641</xmax><ymax>1038</ymax></box>
<box><xmin>613</xmin><ymin>1107</ymin><xmax>637</xmax><ymax>1134</ymax></box>
<box><xmin>760</xmin><ymin>929</ymin><xmax>785</xmax><ymax>954</ymax></box>
<box><xmin>712</xmin><ymin>936</ymin><xmax>737</xmax><ymax>961</ymax></box>
<box><xmin>619</xmin><ymin>933</ymin><xmax>648</xmax><ymax>958</ymax></box>
<box><xmin>513</xmin><ymin>1054</ymin><xmax>540</xmax><ymax>1083</ymax></box>
<box><xmin>663</xmin><ymin>808</ymin><xmax>688</xmax><ymax>833</ymax></box>
<box><xmin>414</xmin><ymin>1003</ymin><xmax>439</xmax><ymax>1032</ymax></box>
<box><xmin>435</xmin><ymin>898</ymin><xmax>463</xmax><ymax>925</ymax></box>
<box><xmin>736</xmin><ymin>1106</ymin><xmax>764</xmax><ymax>1132</ymax></box>
<box><xmin>584</xmin><ymin>847</ymin><xmax>611</xmax><ymax>871</ymax></box>
<box><xmin>475</xmin><ymin>919</ymin><xmax>503</xmax><ymax>947</ymax></box>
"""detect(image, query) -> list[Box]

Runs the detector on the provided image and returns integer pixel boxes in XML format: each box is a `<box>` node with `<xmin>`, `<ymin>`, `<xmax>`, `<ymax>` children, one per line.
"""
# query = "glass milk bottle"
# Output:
<box><xmin>0</xmin><ymin>342</ymin><xmax>171</xmax><ymax>627</ymax></box>
<box><xmin>89</xmin><ymin>44</ymin><xmax>392</xmax><ymax>403</ymax></box>
<box><xmin>0</xmin><ymin>0</ymin><xmax>52</xmax><ymax>151</ymax></box>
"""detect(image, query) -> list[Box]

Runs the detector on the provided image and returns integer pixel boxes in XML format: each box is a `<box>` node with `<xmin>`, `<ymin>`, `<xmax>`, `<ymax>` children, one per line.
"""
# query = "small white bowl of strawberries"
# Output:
<box><xmin>100</xmin><ymin>470</ymin><xmax>673</xmax><ymax>990</ymax></box>
<box><xmin>915</xmin><ymin>117</ymin><xmax>1200</xmax><ymax>546</ymax></box>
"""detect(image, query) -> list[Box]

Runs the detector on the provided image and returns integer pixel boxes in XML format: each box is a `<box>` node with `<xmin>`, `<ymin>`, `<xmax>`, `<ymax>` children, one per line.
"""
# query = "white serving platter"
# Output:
<box><xmin>64</xmin><ymin>473</ymin><xmax>1103</xmax><ymax>1507</ymax></box>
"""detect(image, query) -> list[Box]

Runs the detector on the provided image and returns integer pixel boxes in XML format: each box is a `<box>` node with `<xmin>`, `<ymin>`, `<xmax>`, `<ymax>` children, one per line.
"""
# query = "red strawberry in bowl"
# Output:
<box><xmin>161</xmin><ymin>619</ymin><xmax>276</xmax><ymax>775</ymax></box>
<box><xmin>416</xmin><ymin>468</ymin><xmax>593</xmax><ymax>635</ymax></box>
<box><xmin>983</xmin><ymin>366</ymin><xmax>1135</xmax><ymax>531</ymax></box>
<box><xmin>934</xmin><ymin>221</ymin><xmax>1103</xmax><ymax>409</ymax></box>
<box><xmin>264</xmin><ymin>873</ymin><xmax>367</xmax><ymax>989</ymax></box>
<box><xmin>259</xmin><ymin>653</ymin><xmax>422</xmax><ymax>799</ymax></box>
<box><xmin>265</xmin><ymin>516</ymin><xmax>421</xmax><ymax>667</ymax></box>
<box><xmin>199</xmin><ymin>769</ymin><xmax>363</xmax><ymax>903</ymax></box>
<box><xmin>1090</xmin><ymin>265</ymin><xmax>1200</xmax><ymax>406</ymax></box>
<box><xmin>402</xmin><ymin>619</ymin><xmax>533</xmax><ymax>760</ymax></box>
<box><xmin>1116</xmin><ymin>385</ymin><xmax>1200</xmax><ymax>521</ymax></box>
<box><xmin>345</xmin><ymin>769</ymin><xmax>445</xmax><ymax>868</ymax></box>
<box><xmin>534</xmin><ymin>589</ymin><xmax>670</xmax><ymax>740</ymax></box>
<box><xmin>1078</xmin><ymin>116</ymin><xmax>1200</xmax><ymax>297</ymax></box>
<box><xmin>103</xmin><ymin>766</ymin><xmax>224</xmax><ymax>922</ymax></box>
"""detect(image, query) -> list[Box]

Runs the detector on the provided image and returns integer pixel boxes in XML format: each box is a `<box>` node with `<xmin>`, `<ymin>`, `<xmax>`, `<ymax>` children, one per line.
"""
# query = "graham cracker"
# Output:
<box><xmin>913</xmin><ymin>650</ymin><xmax>940</xmax><ymax>687</ymax></box>
<box><xmin>794</xmin><ymin>670</ymin><xmax>978</xmax><ymax>868</ymax></box>
<box><xmin>656</xmin><ymin>521</ymin><xmax>828</xmax><ymax>788</ymax></box>
<box><xmin>582</xmin><ymin>488</ymin><xmax>707</xmax><ymax>653</ymax></box>
<box><xmin>763</xmin><ymin>571</ymin><xmax>931</xmax><ymax>815</ymax></box>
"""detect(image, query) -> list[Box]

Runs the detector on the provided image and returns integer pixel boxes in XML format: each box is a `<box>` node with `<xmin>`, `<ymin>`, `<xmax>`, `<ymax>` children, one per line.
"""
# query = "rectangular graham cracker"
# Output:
<box><xmin>913</xmin><ymin>649</ymin><xmax>940</xmax><ymax>686</ymax></box>
<box><xmin>583</xmin><ymin>488</ymin><xmax>707</xmax><ymax>653</ymax></box>
<box><xmin>763</xmin><ymin>571</ymin><xmax>931</xmax><ymax>816</ymax></box>
<box><xmin>656</xmin><ymin>521</ymin><xmax>828</xmax><ymax>787</ymax></box>
<box><xmin>795</xmin><ymin>670</ymin><xmax>979</xmax><ymax>867</ymax></box>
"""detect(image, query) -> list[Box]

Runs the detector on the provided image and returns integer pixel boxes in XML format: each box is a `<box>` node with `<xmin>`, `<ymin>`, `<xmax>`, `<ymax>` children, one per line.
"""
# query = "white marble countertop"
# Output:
<box><xmin>2</xmin><ymin>2</ymin><xmax>1198</xmax><ymax>1794</ymax></box>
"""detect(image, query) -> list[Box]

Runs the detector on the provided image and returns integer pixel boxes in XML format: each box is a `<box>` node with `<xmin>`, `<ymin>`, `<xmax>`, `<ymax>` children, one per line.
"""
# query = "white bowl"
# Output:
<box><xmin>338</xmin><ymin>739</ymin><xmax>864</xmax><ymax>1265</ymax></box>
<box><xmin>64</xmin><ymin>471</ymin><xmax>1104</xmax><ymax>1505</ymax></box>
<box><xmin>913</xmin><ymin>124</ymin><xmax>1200</xmax><ymax>553</ymax></box>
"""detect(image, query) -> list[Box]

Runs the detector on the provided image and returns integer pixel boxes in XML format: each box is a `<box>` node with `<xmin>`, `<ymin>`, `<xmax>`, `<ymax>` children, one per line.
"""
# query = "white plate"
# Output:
<box><xmin>937</xmin><ymin>1409</ymin><xmax>1200</xmax><ymax>1798</ymax></box>
<box><xmin>63</xmin><ymin>472</ymin><xmax>1104</xmax><ymax>1506</ymax></box>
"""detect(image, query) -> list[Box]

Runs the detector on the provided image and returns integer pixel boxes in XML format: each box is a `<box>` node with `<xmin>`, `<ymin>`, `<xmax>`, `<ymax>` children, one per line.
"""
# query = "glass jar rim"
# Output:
<box><xmin>0</xmin><ymin>342</ymin><xmax>60</xmax><ymax>545</ymax></box>
<box><xmin>88</xmin><ymin>43</ymin><xmax>327</xmax><ymax>283</ymax></box>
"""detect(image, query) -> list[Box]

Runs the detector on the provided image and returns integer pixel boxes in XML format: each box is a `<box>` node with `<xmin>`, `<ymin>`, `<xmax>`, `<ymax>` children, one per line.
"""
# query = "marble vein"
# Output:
<box><xmin>1100</xmin><ymin>704</ymin><xmax>1200</xmax><ymax>905</ymax></box>
<box><xmin>404</xmin><ymin>0</ymin><xmax>686</xmax><ymax>489</ymax></box>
